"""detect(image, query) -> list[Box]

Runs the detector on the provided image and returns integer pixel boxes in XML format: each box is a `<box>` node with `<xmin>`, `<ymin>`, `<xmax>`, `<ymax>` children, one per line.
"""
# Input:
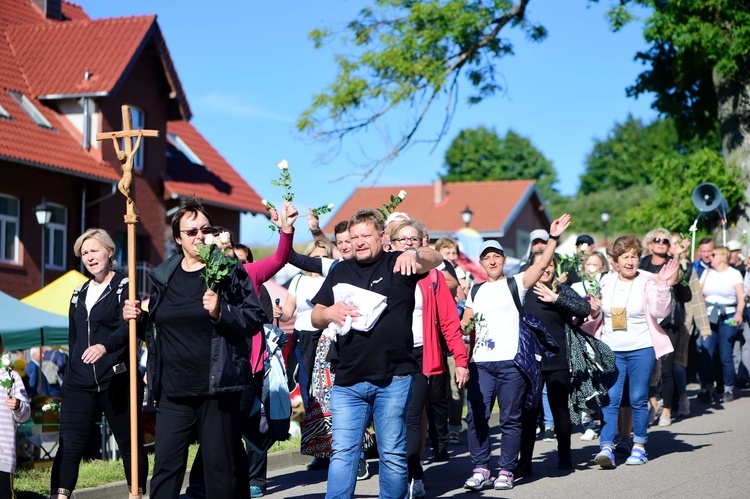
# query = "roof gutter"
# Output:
<box><xmin>0</xmin><ymin>155</ymin><xmax>118</xmax><ymax>183</ymax></box>
<box><xmin>38</xmin><ymin>91</ymin><xmax>109</xmax><ymax>100</ymax></box>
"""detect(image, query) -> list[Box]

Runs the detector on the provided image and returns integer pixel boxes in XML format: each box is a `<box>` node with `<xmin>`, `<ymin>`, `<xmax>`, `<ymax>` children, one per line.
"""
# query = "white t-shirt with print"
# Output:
<box><xmin>465</xmin><ymin>273</ymin><xmax>526</xmax><ymax>363</ymax></box>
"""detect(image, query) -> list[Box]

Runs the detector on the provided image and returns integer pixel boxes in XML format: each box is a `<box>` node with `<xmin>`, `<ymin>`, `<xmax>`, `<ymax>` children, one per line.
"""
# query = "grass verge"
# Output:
<box><xmin>14</xmin><ymin>438</ymin><xmax>302</xmax><ymax>496</ymax></box>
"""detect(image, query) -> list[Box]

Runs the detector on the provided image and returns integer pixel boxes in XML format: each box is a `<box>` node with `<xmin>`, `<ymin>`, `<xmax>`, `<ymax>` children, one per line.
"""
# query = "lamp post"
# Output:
<box><xmin>461</xmin><ymin>206</ymin><xmax>473</xmax><ymax>228</ymax></box>
<box><xmin>35</xmin><ymin>198</ymin><xmax>52</xmax><ymax>288</ymax></box>
<box><xmin>600</xmin><ymin>211</ymin><xmax>610</xmax><ymax>246</ymax></box>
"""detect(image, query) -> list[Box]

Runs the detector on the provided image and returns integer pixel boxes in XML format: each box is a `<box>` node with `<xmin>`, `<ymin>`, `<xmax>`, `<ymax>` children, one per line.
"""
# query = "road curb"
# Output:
<box><xmin>68</xmin><ymin>449</ymin><xmax>311</xmax><ymax>498</ymax></box>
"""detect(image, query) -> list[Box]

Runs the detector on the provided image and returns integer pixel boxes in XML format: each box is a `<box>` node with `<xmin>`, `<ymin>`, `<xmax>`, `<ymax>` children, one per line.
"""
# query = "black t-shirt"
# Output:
<box><xmin>523</xmin><ymin>289</ymin><xmax>568</xmax><ymax>372</ymax></box>
<box><xmin>312</xmin><ymin>251</ymin><xmax>422</xmax><ymax>386</ymax></box>
<box><xmin>155</xmin><ymin>266</ymin><xmax>213</xmax><ymax>397</ymax></box>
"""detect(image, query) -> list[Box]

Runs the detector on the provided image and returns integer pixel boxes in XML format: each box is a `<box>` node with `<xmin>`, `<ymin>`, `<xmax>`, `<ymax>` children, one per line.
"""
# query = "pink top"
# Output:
<box><xmin>244</xmin><ymin>229</ymin><xmax>294</xmax><ymax>373</ymax></box>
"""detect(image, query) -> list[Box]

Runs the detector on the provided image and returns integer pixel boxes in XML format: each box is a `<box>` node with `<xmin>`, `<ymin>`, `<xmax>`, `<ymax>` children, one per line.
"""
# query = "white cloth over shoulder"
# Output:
<box><xmin>322</xmin><ymin>283</ymin><xmax>388</xmax><ymax>341</ymax></box>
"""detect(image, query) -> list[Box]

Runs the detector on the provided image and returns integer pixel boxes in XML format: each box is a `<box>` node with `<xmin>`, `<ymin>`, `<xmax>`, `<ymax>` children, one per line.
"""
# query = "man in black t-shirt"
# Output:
<box><xmin>311</xmin><ymin>208</ymin><xmax>442</xmax><ymax>499</ymax></box>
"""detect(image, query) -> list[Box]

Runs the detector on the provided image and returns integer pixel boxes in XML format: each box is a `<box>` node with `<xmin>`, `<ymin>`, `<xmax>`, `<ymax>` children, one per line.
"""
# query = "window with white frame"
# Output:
<box><xmin>8</xmin><ymin>90</ymin><xmax>53</xmax><ymax>129</ymax></box>
<box><xmin>45</xmin><ymin>204</ymin><xmax>67</xmax><ymax>270</ymax></box>
<box><xmin>0</xmin><ymin>195</ymin><xmax>19</xmax><ymax>264</ymax></box>
<box><xmin>121</xmin><ymin>106</ymin><xmax>145</xmax><ymax>171</ymax></box>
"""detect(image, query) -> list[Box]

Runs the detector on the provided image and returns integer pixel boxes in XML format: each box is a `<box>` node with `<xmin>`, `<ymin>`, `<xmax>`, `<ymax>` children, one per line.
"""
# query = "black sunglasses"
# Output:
<box><xmin>652</xmin><ymin>237</ymin><xmax>668</xmax><ymax>244</ymax></box>
<box><xmin>180</xmin><ymin>226</ymin><xmax>214</xmax><ymax>237</ymax></box>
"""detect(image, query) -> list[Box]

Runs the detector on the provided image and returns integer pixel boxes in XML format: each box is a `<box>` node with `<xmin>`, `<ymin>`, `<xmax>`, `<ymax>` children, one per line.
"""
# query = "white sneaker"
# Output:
<box><xmin>580</xmin><ymin>428</ymin><xmax>598</xmax><ymax>441</ymax></box>
<box><xmin>409</xmin><ymin>479</ymin><xmax>426</xmax><ymax>498</ymax></box>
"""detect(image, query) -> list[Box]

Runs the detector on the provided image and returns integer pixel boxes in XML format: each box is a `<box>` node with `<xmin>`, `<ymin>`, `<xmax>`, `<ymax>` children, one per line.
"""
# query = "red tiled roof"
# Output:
<box><xmin>6</xmin><ymin>17</ymin><xmax>156</xmax><ymax>98</ymax></box>
<box><xmin>321</xmin><ymin>180</ymin><xmax>543</xmax><ymax>235</ymax></box>
<box><xmin>165</xmin><ymin>121</ymin><xmax>267</xmax><ymax>214</ymax></box>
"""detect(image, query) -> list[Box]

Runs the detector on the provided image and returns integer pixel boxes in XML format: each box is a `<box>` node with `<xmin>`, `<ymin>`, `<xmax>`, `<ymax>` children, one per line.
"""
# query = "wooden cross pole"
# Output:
<box><xmin>96</xmin><ymin>105</ymin><xmax>158</xmax><ymax>499</ymax></box>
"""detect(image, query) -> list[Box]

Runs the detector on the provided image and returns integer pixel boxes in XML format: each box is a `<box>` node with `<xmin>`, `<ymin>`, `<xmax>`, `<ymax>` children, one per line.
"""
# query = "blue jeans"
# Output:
<box><xmin>600</xmin><ymin>348</ymin><xmax>655</xmax><ymax>448</ymax></box>
<box><xmin>542</xmin><ymin>383</ymin><xmax>553</xmax><ymax>429</ymax></box>
<box><xmin>698</xmin><ymin>321</ymin><xmax>741</xmax><ymax>391</ymax></box>
<box><xmin>326</xmin><ymin>375</ymin><xmax>414</xmax><ymax>499</ymax></box>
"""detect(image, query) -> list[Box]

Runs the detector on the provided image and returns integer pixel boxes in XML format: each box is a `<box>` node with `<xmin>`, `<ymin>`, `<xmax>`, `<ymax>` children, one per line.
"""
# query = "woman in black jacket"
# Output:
<box><xmin>50</xmin><ymin>228</ymin><xmax>147</xmax><ymax>499</ymax></box>
<box><xmin>124</xmin><ymin>197</ymin><xmax>265</xmax><ymax>499</ymax></box>
<box><xmin>518</xmin><ymin>250</ymin><xmax>592</xmax><ymax>473</ymax></box>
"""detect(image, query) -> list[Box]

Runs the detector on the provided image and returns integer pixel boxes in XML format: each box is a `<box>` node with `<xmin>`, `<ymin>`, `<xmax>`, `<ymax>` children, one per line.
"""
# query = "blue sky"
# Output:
<box><xmin>80</xmin><ymin>0</ymin><xmax>657</xmax><ymax>244</ymax></box>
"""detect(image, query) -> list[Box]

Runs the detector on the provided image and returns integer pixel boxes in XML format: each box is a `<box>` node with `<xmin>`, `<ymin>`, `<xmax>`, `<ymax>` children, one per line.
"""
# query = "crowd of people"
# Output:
<box><xmin>5</xmin><ymin>195</ymin><xmax>750</xmax><ymax>499</ymax></box>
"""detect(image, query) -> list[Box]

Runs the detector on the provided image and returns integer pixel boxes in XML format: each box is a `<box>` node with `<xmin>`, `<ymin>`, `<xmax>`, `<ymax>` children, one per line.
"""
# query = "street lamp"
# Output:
<box><xmin>461</xmin><ymin>206</ymin><xmax>473</xmax><ymax>228</ymax></box>
<box><xmin>600</xmin><ymin>211</ymin><xmax>611</xmax><ymax>246</ymax></box>
<box><xmin>35</xmin><ymin>197</ymin><xmax>52</xmax><ymax>288</ymax></box>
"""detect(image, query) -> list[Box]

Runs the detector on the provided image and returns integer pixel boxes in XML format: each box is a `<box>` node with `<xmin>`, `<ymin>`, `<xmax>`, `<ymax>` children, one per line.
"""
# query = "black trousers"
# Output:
<box><xmin>519</xmin><ymin>369</ymin><xmax>572</xmax><ymax>470</ymax></box>
<box><xmin>0</xmin><ymin>471</ymin><xmax>11</xmax><ymax>499</ymax></box>
<box><xmin>50</xmin><ymin>375</ymin><xmax>147</xmax><ymax>494</ymax></box>
<box><xmin>150</xmin><ymin>392</ymin><xmax>242</xmax><ymax>499</ymax></box>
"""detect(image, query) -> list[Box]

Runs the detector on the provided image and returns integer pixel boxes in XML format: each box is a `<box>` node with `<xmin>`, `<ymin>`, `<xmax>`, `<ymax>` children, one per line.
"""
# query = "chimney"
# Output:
<box><xmin>32</xmin><ymin>0</ymin><xmax>63</xmax><ymax>20</ymax></box>
<box><xmin>434</xmin><ymin>179</ymin><xmax>446</xmax><ymax>204</ymax></box>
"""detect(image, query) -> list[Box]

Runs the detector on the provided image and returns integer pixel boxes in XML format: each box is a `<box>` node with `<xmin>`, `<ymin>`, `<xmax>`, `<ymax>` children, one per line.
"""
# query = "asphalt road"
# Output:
<box><xmin>263</xmin><ymin>385</ymin><xmax>750</xmax><ymax>498</ymax></box>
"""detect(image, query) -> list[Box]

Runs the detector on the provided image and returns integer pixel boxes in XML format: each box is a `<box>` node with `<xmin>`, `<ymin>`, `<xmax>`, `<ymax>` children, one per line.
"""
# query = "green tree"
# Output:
<box><xmin>297</xmin><ymin>0</ymin><xmax>544</xmax><ymax>176</ymax></box>
<box><xmin>610</xmin><ymin>1</ymin><xmax>750</xmax><ymax>232</ymax></box>
<box><xmin>442</xmin><ymin>126</ymin><xmax>559</xmax><ymax>203</ymax></box>
<box><xmin>579</xmin><ymin>115</ymin><xmax>682</xmax><ymax>195</ymax></box>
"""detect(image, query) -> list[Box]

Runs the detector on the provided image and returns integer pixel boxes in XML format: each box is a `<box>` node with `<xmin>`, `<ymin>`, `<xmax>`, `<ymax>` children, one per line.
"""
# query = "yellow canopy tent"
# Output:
<box><xmin>21</xmin><ymin>270</ymin><xmax>88</xmax><ymax>317</ymax></box>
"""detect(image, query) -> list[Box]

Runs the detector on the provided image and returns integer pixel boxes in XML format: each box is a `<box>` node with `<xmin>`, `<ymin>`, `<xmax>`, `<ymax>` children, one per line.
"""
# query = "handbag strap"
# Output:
<box><xmin>507</xmin><ymin>276</ymin><xmax>524</xmax><ymax>317</ymax></box>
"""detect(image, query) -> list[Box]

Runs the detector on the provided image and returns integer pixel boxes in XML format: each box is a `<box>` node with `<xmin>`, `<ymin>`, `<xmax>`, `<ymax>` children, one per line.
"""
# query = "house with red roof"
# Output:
<box><xmin>322</xmin><ymin>179</ymin><xmax>552</xmax><ymax>259</ymax></box>
<box><xmin>0</xmin><ymin>0</ymin><xmax>266</xmax><ymax>298</ymax></box>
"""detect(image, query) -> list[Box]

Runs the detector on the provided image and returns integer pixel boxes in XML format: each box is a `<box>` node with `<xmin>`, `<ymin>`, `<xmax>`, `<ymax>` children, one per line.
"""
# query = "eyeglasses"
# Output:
<box><xmin>393</xmin><ymin>236</ymin><xmax>421</xmax><ymax>244</ymax></box>
<box><xmin>652</xmin><ymin>237</ymin><xmax>668</xmax><ymax>244</ymax></box>
<box><xmin>180</xmin><ymin>226</ymin><xmax>214</xmax><ymax>237</ymax></box>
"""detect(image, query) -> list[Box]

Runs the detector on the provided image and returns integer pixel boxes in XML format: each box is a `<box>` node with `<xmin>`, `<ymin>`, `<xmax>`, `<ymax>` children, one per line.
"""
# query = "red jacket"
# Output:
<box><xmin>418</xmin><ymin>269</ymin><xmax>469</xmax><ymax>376</ymax></box>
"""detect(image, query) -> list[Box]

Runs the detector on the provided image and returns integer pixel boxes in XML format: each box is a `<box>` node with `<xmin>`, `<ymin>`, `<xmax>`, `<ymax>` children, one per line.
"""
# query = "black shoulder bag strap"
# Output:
<box><xmin>507</xmin><ymin>276</ymin><xmax>524</xmax><ymax>316</ymax></box>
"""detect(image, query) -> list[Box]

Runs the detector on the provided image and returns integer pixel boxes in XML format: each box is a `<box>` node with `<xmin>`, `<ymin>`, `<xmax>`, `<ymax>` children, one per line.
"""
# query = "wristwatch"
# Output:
<box><xmin>408</xmin><ymin>247</ymin><xmax>419</xmax><ymax>257</ymax></box>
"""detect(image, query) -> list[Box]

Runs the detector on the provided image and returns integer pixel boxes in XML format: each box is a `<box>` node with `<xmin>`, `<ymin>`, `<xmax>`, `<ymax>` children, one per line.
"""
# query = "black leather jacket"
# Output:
<box><xmin>143</xmin><ymin>252</ymin><xmax>264</xmax><ymax>406</ymax></box>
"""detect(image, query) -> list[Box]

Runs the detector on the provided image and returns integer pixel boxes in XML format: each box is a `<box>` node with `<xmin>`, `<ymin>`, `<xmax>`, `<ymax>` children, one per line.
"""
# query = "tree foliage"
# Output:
<box><xmin>297</xmin><ymin>0</ymin><xmax>545</xmax><ymax>175</ymax></box>
<box><xmin>442</xmin><ymin>126</ymin><xmax>559</xmax><ymax>203</ymax></box>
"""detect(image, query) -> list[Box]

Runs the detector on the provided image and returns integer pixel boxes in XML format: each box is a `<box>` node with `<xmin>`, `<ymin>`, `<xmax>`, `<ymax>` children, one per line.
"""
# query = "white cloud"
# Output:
<box><xmin>194</xmin><ymin>91</ymin><xmax>294</xmax><ymax>123</ymax></box>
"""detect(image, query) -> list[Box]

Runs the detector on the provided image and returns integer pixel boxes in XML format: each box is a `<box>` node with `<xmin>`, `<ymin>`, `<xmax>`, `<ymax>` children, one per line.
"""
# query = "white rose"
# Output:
<box><xmin>398</xmin><ymin>190</ymin><xmax>407</xmax><ymax>199</ymax></box>
<box><xmin>204</xmin><ymin>234</ymin><xmax>215</xmax><ymax>246</ymax></box>
<box><xmin>0</xmin><ymin>354</ymin><xmax>11</xmax><ymax>369</ymax></box>
<box><xmin>42</xmin><ymin>403</ymin><xmax>51</xmax><ymax>412</ymax></box>
<box><xmin>219</xmin><ymin>231</ymin><xmax>231</xmax><ymax>245</ymax></box>
<box><xmin>327</xmin><ymin>203</ymin><xmax>335</xmax><ymax>210</ymax></box>
<box><xmin>276</xmin><ymin>159</ymin><xmax>289</xmax><ymax>170</ymax></box>
<box><xmin>261</xmin><ymin>199</ymin><xmax>269</xmax><ymax>207</ymax></box>
<box><xmin>580</xmin><ymin>243</ymin><xmax>589</xmax><ymax>252</ymax></box>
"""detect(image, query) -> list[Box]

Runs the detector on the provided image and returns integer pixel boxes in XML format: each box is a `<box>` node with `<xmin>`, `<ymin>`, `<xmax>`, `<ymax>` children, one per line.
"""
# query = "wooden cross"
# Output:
<box><xmin>96</xmin><ymin>105</ymin><xmax>158</xmax><ymax>499</ymax></box>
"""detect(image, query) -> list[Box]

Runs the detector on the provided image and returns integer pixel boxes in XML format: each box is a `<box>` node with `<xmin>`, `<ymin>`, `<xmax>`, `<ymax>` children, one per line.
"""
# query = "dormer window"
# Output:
<box><xmin>7</xmin><ymin>90</ymin><xmax>53</xmax><ymax>129</ymax></box>
<box><xmin>0</xmin><ymin>102</ymin><xmax>9</xmax><ymax>119</ymax></box>
<box><xmin>168</xmin><ymin>133</ymin><xmax>204</xmax><ymax>166</ymax></box>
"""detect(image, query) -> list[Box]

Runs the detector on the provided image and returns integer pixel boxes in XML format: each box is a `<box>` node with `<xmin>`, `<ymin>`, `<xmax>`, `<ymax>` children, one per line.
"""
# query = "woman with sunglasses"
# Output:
<box><xmin>639</xmin><ymin>229</ymin><xmax>691</xmax><ymax>426</ymax></box>
<box><xmin>697</xmin><ymin>246</ymin><xmax>745</xmax><ymax>404</ymax></box>
<box><xmin>124</xmin><ymin>197</ymin><xmax>266</xmax><ymax>499</ymax></box>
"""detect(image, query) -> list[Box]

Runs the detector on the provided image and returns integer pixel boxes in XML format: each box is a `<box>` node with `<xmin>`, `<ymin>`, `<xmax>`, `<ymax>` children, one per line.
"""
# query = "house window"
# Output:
<box><xmin>0</xmin><ymin>102</ymin><xmax>10</xmax><ymax>119</ymax></box>
<box><xmin>45</xmin><ymin>204</ymin><xmax>67</xmax><ymax>270</ymax></box>
<box><xmin>0</xmin><ymin>195</ymin><xmax>19</xmax><ymax>264</ymax></box>
<box><xmin>121</xmin><ymin>106</ymin><xmax>145</xmax><ymax>171</ymax></box>
<box><xmin>7</xmin><ymin>90</ymin><xmax>53</xmax><ymax>129</ymax></box>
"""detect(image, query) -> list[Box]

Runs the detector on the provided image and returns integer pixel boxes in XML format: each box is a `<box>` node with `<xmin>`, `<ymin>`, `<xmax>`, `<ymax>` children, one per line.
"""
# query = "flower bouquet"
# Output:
<box><xmin>556</xmin><ymin>245</ymin><xmax>586</xmax><ymax>279</ymax></box>
<box><xmin>377</xmin><ymin>190</ymin><xmax>407</xmax><ymax>219</ymax></box>
<box><xmin>311</xmin><ymin>203</ymin><xmax>335</xmax><ymax>218</ymax></box>
<box><xmin>0</xmin><ymin>354</ymin><xmax>14</xmax><ymax>397</ymax></box>
<box><xmin>196</xmin><ymin>231</ymin><xmax>237</xmax><ymax>290</ymax></box>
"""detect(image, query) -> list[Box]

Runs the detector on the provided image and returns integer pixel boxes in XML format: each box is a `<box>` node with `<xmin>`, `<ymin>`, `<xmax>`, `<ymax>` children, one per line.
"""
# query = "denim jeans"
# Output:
<box><xmin>698</xmin><ymin>321</ymin><xmax>741</xmax><ymax>391</ymax></box>
<box><xmin>600</xmin><ymin>347</ymin><xmax>655</xmax><ymax>448</ymax></box>
<box><xmin>326</xmin><ymin>375</ymin><xmax>414</xmax><ymax>499</ymax></box>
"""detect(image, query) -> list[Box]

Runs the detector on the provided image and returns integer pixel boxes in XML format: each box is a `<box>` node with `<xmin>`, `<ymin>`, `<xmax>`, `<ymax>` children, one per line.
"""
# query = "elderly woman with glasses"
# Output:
<box><xmin>584</xmin><ymin>235</ymin><xmax>677</xmax><ymax>469</ymax></box>
<box><xmin>389</xmin><ymin>220</ymin><xmax>470</xmax><ymax>497</ymax></box>
<box><xmin>697</xmin><ymin>246</ymin><xmax>745</xmax><ymax>404</ymax></box>
<box><xmin>123</xmin><ymin>197</ymin><xmax>265</xmax><ymax>498</ymax></box>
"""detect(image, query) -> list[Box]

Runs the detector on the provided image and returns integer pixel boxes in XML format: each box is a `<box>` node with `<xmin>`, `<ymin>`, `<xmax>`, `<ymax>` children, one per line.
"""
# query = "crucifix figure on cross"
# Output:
<box><xmin>95</xmin><ymin>104</ymin><xmax>158</xmax><ymax>499</ymax></box>
<box><xmin>97</xmin><ymin>106</ymin><xmax>159</xmax><ymax>204</ymax></box>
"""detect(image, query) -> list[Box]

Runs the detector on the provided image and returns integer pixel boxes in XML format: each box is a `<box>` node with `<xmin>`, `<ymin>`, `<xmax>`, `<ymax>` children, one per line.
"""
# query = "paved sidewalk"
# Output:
<box><xmin>264</xmin><ymin>387</ymin><xmax>750</xmax><ymax>498</ymax></box>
